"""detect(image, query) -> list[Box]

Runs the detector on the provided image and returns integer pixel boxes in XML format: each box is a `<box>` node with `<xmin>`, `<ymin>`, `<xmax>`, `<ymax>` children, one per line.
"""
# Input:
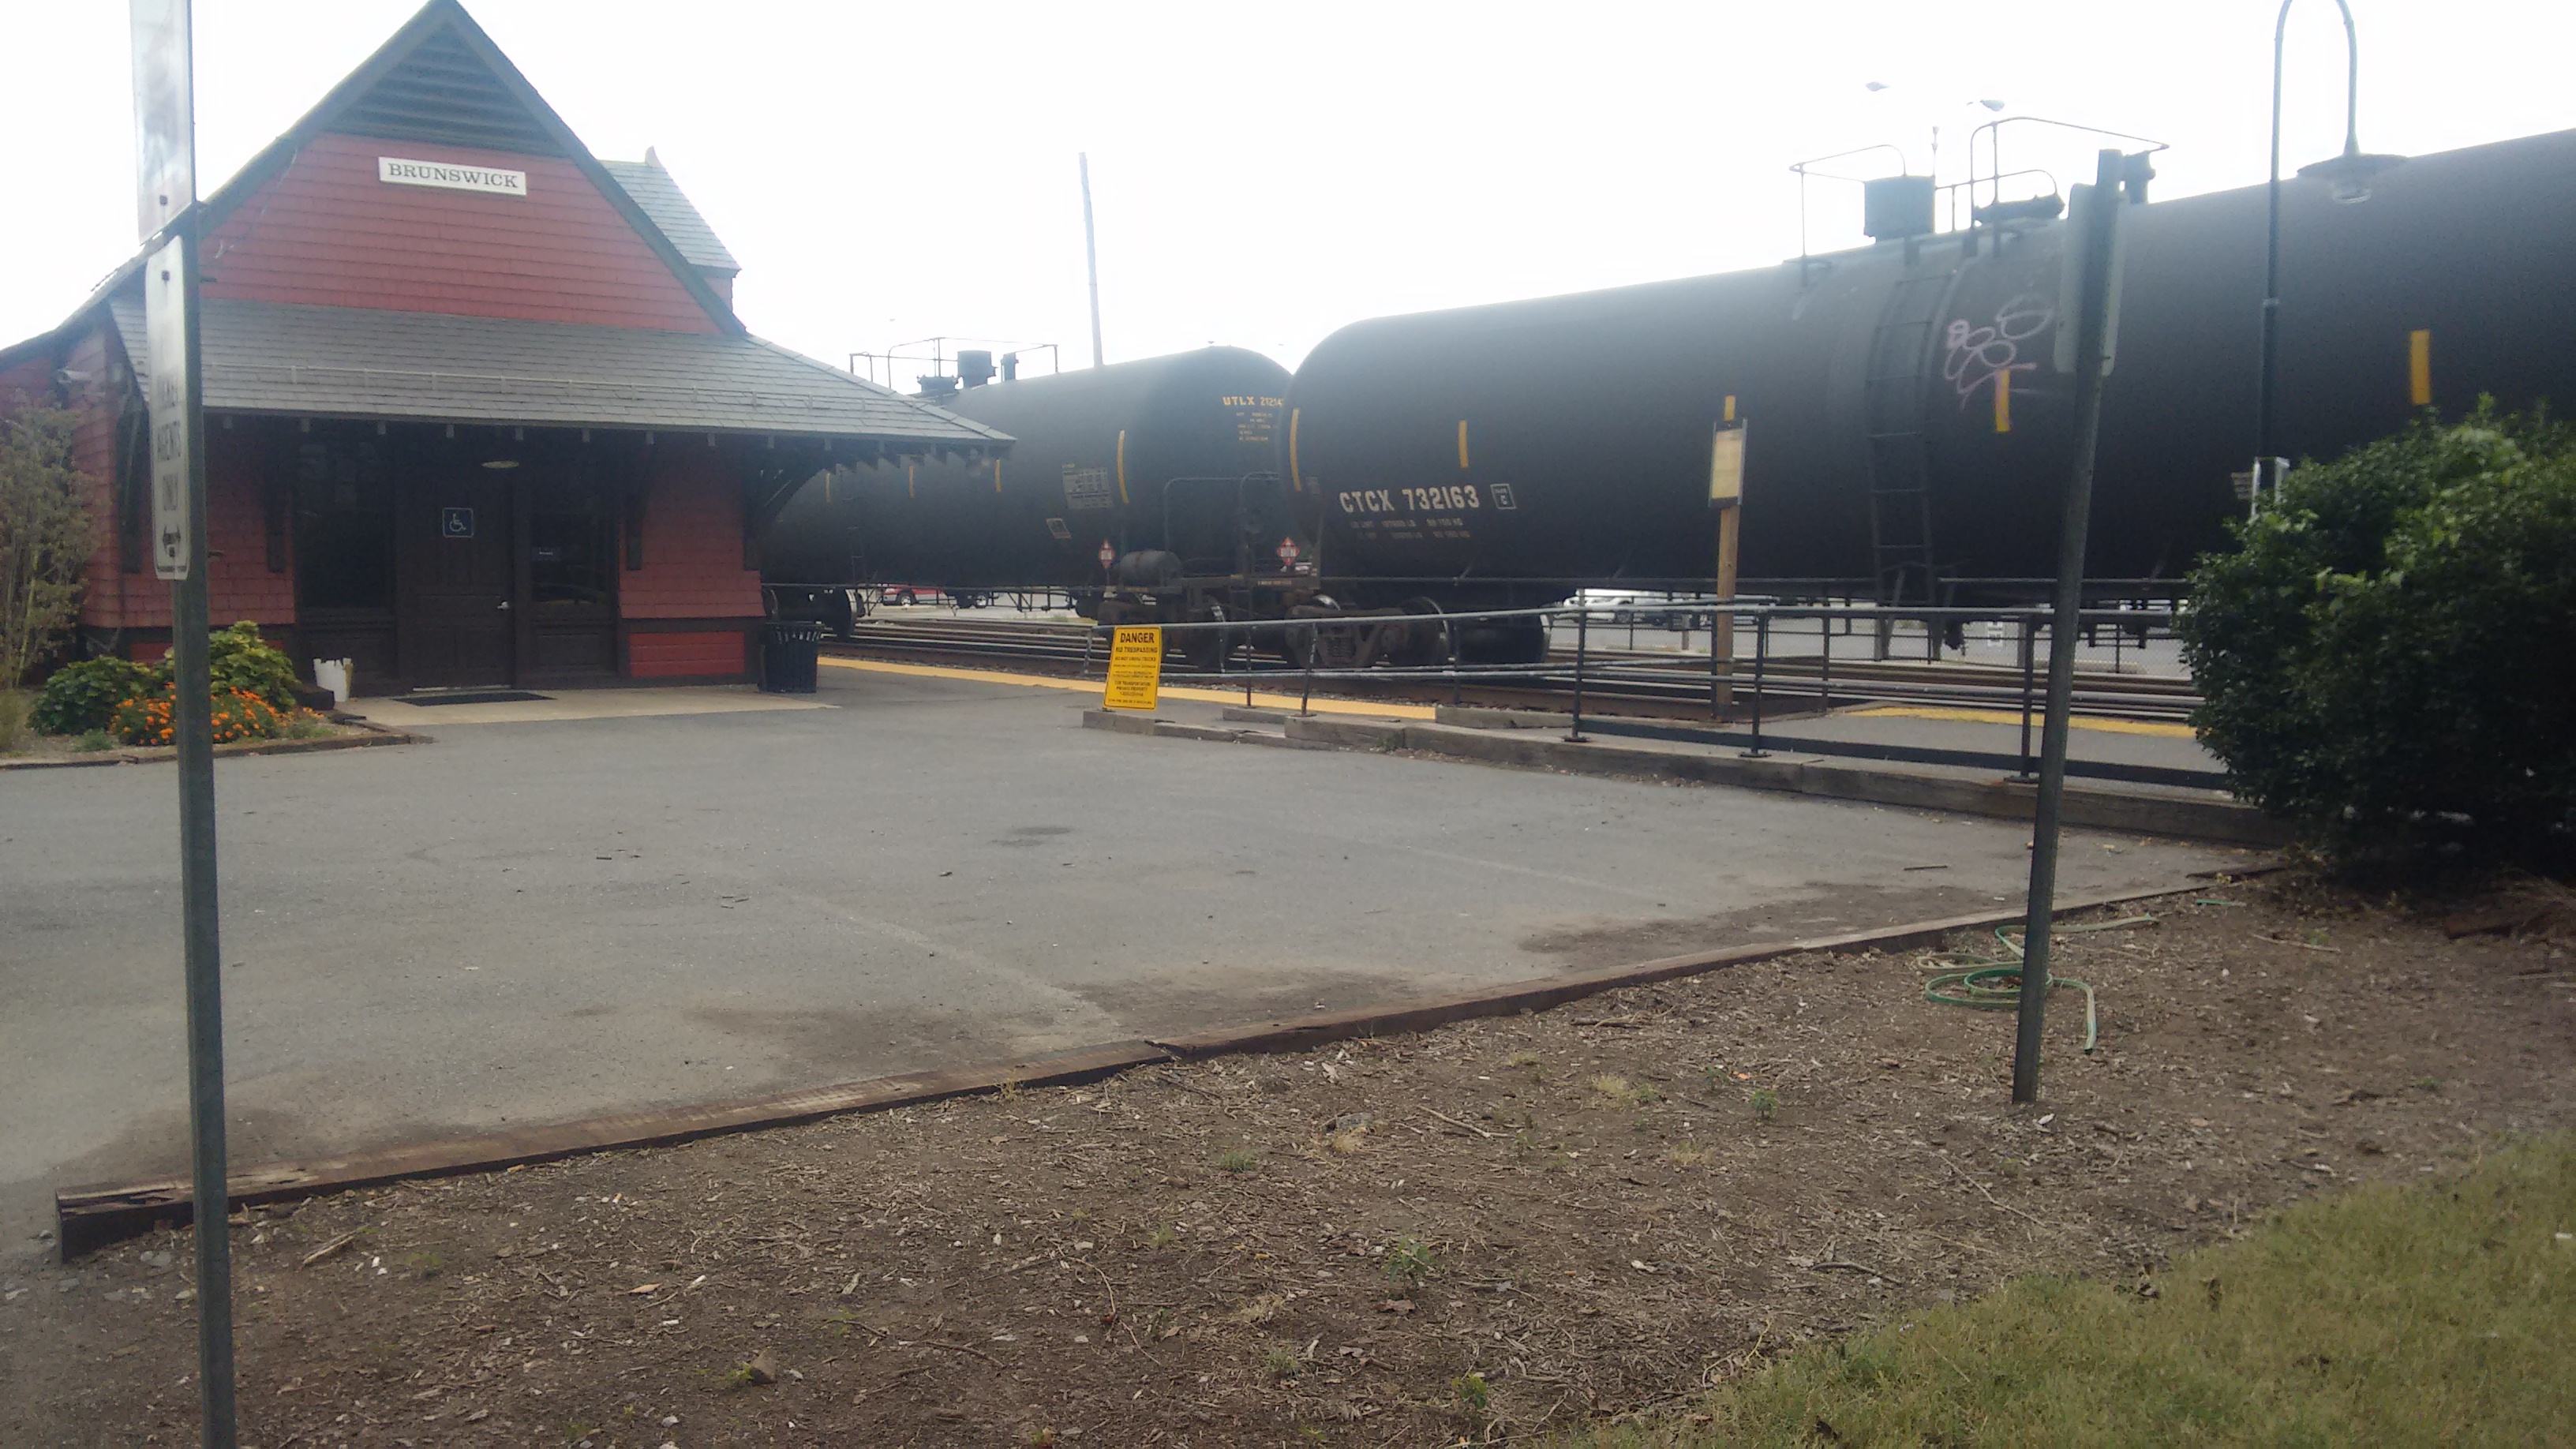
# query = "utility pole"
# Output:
<box><xmin>2013</xmin><ymin>149</ymin><xmax>2130</xmax><ymax>1106</ymax></box>
<box><xmin>132</xmin><ymin>0</ymin><xmax>234</xmax><ymax>1440</ymax></box>
<box><xmin>1079</xmin><ymin>153</ymin><xmax>1104</xmax><ymax>368</ymax></box>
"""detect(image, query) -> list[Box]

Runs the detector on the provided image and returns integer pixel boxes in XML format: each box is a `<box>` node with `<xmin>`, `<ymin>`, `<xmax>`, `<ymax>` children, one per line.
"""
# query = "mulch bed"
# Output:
<box><xmin>0</xmin><ymin>718</ymin><xmax>403</xmax><ymax>771</ymax></box>
<box><xmin>5</xmin><ymin>876</ymin><xmax>2571</xmax><ymax>1447</ymax></box>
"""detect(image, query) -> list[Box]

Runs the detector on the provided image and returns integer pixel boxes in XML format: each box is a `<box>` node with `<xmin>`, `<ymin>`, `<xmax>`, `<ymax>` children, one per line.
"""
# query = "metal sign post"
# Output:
<box><xmin>2013</xmin><ymin>149</ymin><xmax>2130</xmax><ymax>1106</ymax></box>
<box><xmin>133</xmin><ymin>1</ymin><xmax>237</xmax><ymax>1442</ymax></box>
<box><xmin>1079</xmin><ymin>153</ymin><xmax>1105</xmax><ymax>369</ymax></box>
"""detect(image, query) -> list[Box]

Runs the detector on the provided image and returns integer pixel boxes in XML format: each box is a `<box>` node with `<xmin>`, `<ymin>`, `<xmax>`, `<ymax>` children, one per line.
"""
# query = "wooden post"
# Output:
<box><xmin>1708</xmin><ymin>411</ymin><xmax>1747</xmax><ymax>716</ymax></box>
<box><xmin>1713</xmin><ymin>504</ymin><xmax>1740</xmax><ymax>713</ymax></box>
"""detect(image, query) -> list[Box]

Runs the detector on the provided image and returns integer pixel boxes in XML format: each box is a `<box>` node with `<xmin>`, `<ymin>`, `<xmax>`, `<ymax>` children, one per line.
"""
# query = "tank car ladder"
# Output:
<box><xmin>1861</xmin><ymin>268</ymin><xmax>1959</xmax><ymax>660</ymax></box>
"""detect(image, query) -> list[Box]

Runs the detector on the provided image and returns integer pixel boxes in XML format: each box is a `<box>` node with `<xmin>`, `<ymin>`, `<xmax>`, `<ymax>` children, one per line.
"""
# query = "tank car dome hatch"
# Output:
<box><xmin>1863</xmin><ymin>174</ymin><xmax>1936</xmax><ymax>240</ymax></box>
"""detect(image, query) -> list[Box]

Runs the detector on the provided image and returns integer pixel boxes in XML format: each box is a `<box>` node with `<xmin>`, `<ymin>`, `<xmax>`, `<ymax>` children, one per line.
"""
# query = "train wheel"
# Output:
<box><xmin>1394</xmin><ymin>597</ymin><xmax>1453</xmax><ymax>668</ymax></box>
<box><xmin>1177</xmin><ymin>601</ymin><xmax>1230</xmax><ymax>671</ymax></box>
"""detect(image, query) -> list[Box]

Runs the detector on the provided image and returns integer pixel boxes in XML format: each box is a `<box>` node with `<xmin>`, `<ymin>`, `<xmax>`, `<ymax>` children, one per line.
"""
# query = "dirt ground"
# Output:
<box><xmin>5</xmin><ymin>874</ymin><xmax>2572</xmax><ymax>1448</ymax></box>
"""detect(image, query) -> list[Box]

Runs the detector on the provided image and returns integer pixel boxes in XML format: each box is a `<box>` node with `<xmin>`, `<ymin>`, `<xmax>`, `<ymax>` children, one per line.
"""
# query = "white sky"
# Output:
<box><xmin>6</xmin><ymin>2</ymin><xmax>2573</xmax><ymax>379</ymax></box>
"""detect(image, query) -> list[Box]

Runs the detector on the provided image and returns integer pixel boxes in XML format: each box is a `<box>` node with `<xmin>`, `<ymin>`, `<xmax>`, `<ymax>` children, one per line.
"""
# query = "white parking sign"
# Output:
<box><xmin>144</xmin><ymin>231</ymin><xmax>194</xmax><ymax>581</ymax></box>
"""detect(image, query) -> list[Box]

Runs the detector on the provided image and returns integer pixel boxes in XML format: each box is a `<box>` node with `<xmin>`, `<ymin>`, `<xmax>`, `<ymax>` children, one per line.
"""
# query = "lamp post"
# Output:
<box><xmin>2253</xmin><ymin>0</ymin><xmax>2401</xmax><ymax>502</ymax></box>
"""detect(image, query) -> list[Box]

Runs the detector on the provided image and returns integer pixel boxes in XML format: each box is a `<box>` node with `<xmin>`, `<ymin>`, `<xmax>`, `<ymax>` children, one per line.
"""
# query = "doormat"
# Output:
<box><xmin>392</xmin><ymin>690</ymin><xmax>552</xmax><ymax>706</ymax></box>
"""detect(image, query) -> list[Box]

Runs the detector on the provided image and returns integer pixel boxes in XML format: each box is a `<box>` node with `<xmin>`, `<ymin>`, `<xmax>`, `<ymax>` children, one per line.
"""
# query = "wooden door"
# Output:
<box><xmin>402</xmin><ymin>468</ymin><xmax>516</xmax><ymax>687</ymax></box>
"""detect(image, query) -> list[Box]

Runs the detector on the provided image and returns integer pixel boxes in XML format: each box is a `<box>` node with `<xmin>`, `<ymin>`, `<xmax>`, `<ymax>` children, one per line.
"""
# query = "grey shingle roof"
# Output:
<box><xmin>108</xmin><ymin>295</ymin><xmax>1007</xmax><ymax>446</ymax></box>
<box><xmin>599</xmin><ymin>153</ymin><xmax>740</xmax><ymax>276</ymax></box>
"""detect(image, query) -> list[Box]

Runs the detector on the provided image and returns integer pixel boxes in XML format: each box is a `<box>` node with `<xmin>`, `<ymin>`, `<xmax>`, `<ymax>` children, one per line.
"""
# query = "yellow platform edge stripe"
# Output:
<box><xmin>820</xmin><ymin>655</ymin><xmax>1439</xmax><ymax>721</ymax></box>
<box><xmin>824</xmin><ymin>656</ymin><xmax>2189</xmax><ymax>737</ymax></box>
<box><xmin>1845</xmin><ymin>703</ymin><xmax>2196</xmax><ymax>739</ymax></box>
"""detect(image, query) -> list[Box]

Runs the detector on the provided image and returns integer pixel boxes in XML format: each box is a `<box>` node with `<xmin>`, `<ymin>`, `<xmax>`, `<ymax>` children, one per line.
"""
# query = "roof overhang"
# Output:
<box><xmin>106</xmin><ymin>295</ymin><xmax>1011</xmax><ymax>453</ymax></box>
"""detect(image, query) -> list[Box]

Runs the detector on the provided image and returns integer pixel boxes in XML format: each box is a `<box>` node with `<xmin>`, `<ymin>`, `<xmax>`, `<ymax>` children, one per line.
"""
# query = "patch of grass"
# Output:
<box><xmin>1507</xmin><ymin>1051</ymin><xmax>1544</xmax><ymax>1069</ymax></box>
<box><xmin>1590</xmin><ymin>1073</ymin><xmax>1663</xmax><ymax>1109</ymax></box>
<box><xmin>1262</xmin><ymin>1343</ymin><xmax>1302</xmax><ymax>1378</ymax></box>
<box><xmin>1383</xmin><ymin>1234</ymin><xmax>1436</xmax><ymax>1283</ymax></box>
<box><xmin>1215</xmin><ymin>1148</ymin><xmax>1261</xmax><ymax>1174</ymax></box>
<box><xmin>73</xmin><ymin>728</ymin><xmax>112</xmax><ymax>751</ymax></box>
<box><xmin>1747</xmin><ymin>1087</ymin><xmax>1780</xmax><ymax>1121</ymax></box>
<box><xmin>279</xmin><ymin>713</ymin><xmax>333</xmax><ymax>740</ymax></box>
<box><xmin>1664</xmin><ymin>1144</ymin><xmax>1713</xmax><ymax>1168</ymax></box>
<box><xmin>994</xmin><ymin>1078</ymin><xmax>1021</xmax><ymax>1103</ymax></box>
<box><xmin>1145</xmin><ymin>1226</ymin><xmax>1178</xmax><ymax>1249</ymax></box>
<box><xmin>1455</xmin><ymin>1370</ymin><xmax>1492</xmax><ymax>1419</ymax></box>
<box><xmin>1324</xmin><ymin>1129</ymin><xmax>1368</xmax><ymax>1155</ymax></box>
<box><xmin>1571</xmin><ymin>1133</ymin><xmax>2576</xmax><ymax>1447</ymax></box>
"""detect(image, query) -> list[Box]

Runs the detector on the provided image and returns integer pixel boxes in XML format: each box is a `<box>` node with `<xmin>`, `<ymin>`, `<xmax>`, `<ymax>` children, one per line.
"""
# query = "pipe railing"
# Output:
<box><xmin>1081</xmin><ymin>599</ymin><xmax>2192</xmax><ymax>748</ymax></box>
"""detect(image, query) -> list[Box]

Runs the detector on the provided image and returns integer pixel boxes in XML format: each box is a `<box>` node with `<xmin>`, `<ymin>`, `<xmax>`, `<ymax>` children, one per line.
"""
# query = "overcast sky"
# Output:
<box><xmin>6</xmin><ymin>2</ymin><xmax>2573</xmax><ymax>381</ymax></box>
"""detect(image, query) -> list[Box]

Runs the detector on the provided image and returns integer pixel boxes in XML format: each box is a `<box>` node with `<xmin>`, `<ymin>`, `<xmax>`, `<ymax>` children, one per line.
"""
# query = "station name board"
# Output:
<box><xmin>378</xmin><ymin>156</ymin><xmax>528</xmax><ymax>197</ymax></box>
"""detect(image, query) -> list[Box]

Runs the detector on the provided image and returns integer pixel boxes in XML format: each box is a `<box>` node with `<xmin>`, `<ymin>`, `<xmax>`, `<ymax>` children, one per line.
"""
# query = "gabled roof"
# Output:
<box><xmin>326</xmin><ymin>15</ymin><xmax>565</xmax><ymax>155</ymax></box>
<box><xmin>107</xmin><ymin>296</ymin><xmax>1009</xmax><ymax>449</ymax></box>
<box><xmin>601</xmin><ymin>153</ymin><xmax>739</xmax><ymax>277</ymax></box>
<box><xmin>11</xmin><ymin>0</ymin><xmax>740</xmax><ymax>350</ymax></box>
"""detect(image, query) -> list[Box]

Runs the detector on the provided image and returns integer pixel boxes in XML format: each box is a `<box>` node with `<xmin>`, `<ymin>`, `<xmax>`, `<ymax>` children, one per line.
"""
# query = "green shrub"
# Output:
<box><xmin>31</xmin><ymin>655</ymin><xmax>156</xmax><ymax>736</ymax></box>
<box><xmin>2181</xmin><ymin>405</ymin><xmax>2576</xmax><ymax>868</ymax></box>
<box><xmin>207</xmin><ymin>621</ymin><xmax>301</xmax><ymax>710</ymax></box>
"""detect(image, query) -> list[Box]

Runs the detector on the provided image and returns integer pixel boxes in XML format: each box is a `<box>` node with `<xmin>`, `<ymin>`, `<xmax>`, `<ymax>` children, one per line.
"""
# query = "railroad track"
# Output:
<box><xmin>823</xmin><ymin>616</ymin><xmax>2202</xmax><ymax>723</ymax></box>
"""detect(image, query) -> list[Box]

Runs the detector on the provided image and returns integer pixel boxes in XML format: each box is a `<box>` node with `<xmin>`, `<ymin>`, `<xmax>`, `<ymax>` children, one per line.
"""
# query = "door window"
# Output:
<box><xmin>294</xmin><ymin>440</ymin><xmax>395</xmax><ymax>611</ymax></box>
<box><xmin>528</xmin><ymin>477</ymin><xmax>613</xmax><ymax>608</ymax></box>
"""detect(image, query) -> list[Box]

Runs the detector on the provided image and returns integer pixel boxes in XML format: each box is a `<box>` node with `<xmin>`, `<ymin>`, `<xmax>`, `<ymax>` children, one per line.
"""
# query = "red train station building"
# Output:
<box><xmin>0</xmin><ymin>0</ymin><xmax>1002</xmax><ymax>693</ymax></box>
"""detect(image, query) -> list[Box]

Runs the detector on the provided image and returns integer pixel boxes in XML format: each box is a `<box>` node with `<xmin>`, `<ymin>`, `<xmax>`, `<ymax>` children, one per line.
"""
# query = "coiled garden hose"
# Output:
<box><xmin>1918</xmin><ymin>915</ymin><xmax>2155</xmax><ymax>1054</ymax></box>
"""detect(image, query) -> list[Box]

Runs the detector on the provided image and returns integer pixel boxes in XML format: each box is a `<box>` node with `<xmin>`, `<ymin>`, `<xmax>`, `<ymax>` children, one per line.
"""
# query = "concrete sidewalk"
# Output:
<box><xmin>344</xmin><ymin>683</ymin><xmax>832</xmax><ymax>728</ymax></box>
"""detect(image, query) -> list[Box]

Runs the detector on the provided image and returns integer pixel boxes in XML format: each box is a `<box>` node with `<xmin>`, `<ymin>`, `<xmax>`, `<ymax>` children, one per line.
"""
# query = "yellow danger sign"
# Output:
<box><xmin>1103</xmin><ymin>626</ymin><xmax>1163</xmax><ymax>711</ymax></box>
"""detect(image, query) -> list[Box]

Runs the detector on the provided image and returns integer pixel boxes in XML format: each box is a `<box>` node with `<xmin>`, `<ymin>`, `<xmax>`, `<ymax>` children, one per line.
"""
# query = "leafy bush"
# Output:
<box><xmin>32</xmin><ymin>655</ymin><xmax>157</xmax><ymax>736</ymax></box>
<box><xmin>207</xmin><ymin>621</ymin><xmax>301</xmax><ymax>710</ymax></box>
<box><xmin>2181</xmin><ymin>405</ymin><xmax>2576</xmax><ymax>868</ymax></box>
<box><xmin>32</xmin><ymin>622</ymin><xmax>298</xmax><ymax>737</ymax></box>
<box><xmin>111</xmin><ymin>683</ymin><xmax>294</xmax><ymax>747</ymax></box>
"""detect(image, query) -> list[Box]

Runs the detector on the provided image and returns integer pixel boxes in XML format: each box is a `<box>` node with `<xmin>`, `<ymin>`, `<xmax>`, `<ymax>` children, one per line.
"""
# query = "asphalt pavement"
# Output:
<box><xmin>0</xmin><ymin>669</ymin><xmax>2249</xmax><ymax>1252</ymax></box>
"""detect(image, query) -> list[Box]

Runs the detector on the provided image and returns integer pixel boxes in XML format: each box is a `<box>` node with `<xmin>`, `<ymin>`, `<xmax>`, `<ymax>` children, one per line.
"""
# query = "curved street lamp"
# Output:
<box><xmin>2253</xmin><ymin>0</ymin><xmax>2404</xmax><ymax>503</ymax></box>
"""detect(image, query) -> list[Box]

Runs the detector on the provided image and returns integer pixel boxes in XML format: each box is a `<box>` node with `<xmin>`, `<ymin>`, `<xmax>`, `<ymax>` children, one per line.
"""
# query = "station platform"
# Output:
<box><xmin>1081</xmin><ymin>691</ymin><xmax>2275</xmax><ymax>846</ymax></box>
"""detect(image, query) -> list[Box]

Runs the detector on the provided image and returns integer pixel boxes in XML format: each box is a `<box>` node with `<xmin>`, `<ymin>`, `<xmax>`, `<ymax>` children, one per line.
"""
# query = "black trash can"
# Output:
<box><xmin>760</xmin><ymin>620</ymin><xmax>822</xmax><ymax>694</ymax></box>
